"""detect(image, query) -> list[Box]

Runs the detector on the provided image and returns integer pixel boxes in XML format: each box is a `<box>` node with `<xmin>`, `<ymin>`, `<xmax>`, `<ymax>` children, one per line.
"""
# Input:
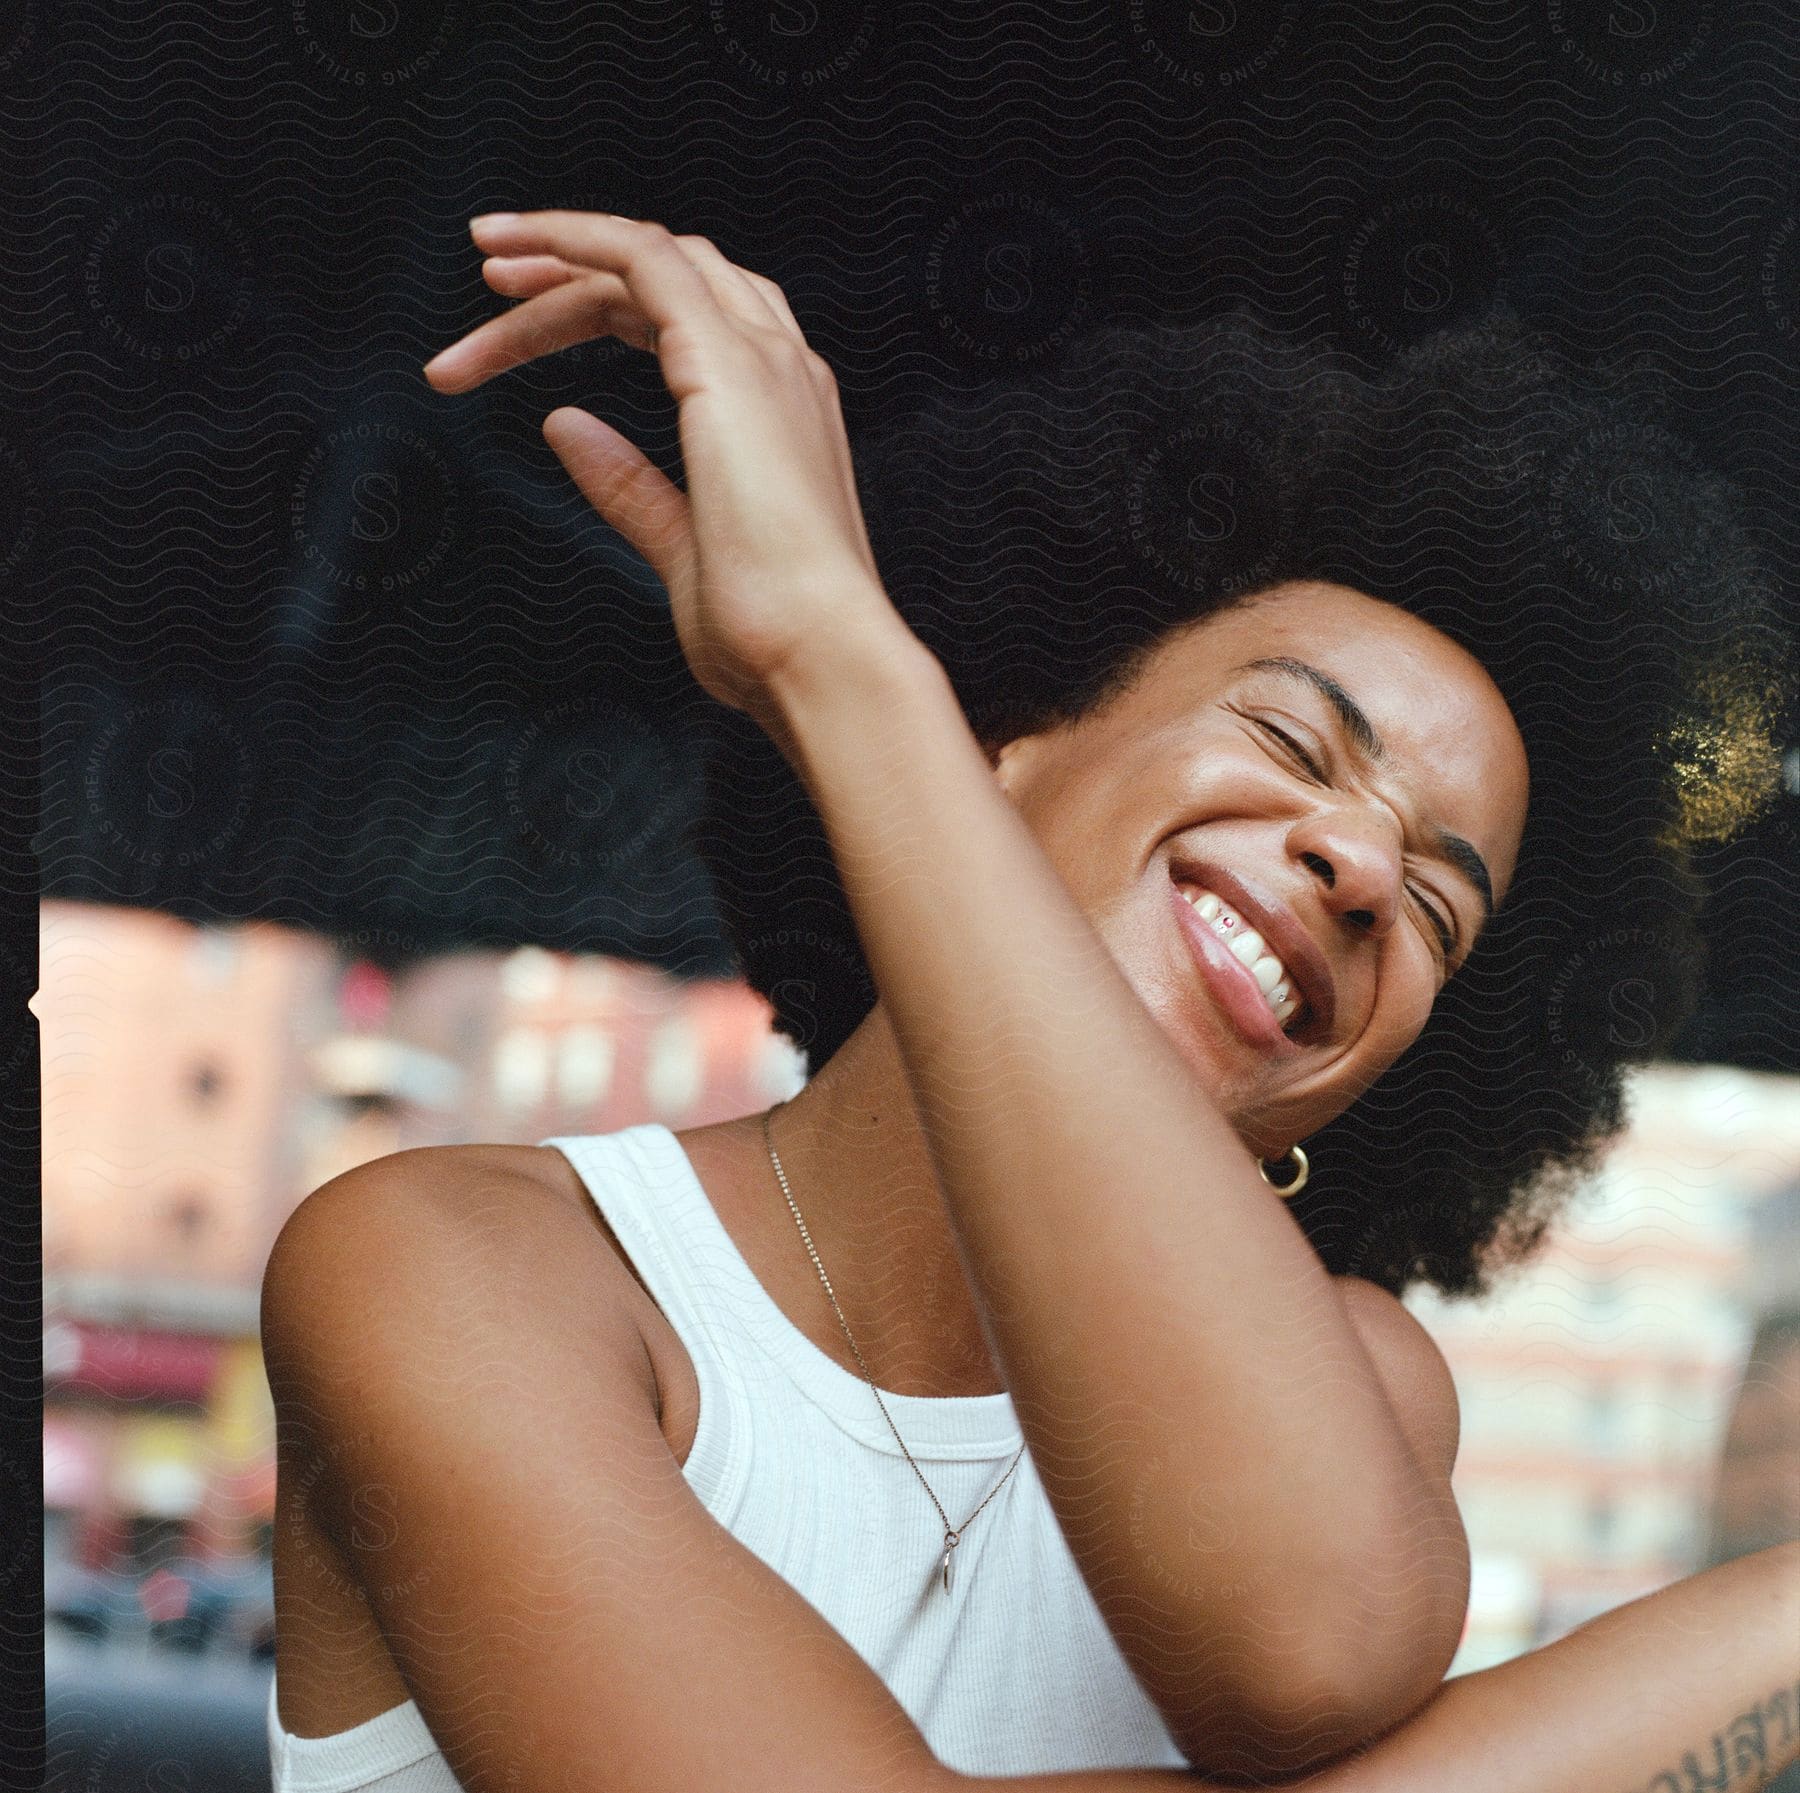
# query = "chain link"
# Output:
<box><xmin>762</xmin><ymin>1103</ymin><xmax>1027</xmax><ymax>1588</ymax></box>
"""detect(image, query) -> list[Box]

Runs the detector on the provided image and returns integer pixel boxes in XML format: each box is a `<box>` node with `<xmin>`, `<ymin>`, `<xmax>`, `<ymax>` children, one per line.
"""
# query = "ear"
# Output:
<box><xmin>989</xmin><ymin>730</ymin><xmax>1051</xmax><ymax>795</ymax></box>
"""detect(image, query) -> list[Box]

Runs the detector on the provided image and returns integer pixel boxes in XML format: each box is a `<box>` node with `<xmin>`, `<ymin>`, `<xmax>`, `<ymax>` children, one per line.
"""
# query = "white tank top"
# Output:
<box><xmin>268</xmin><ymin>1122</ymin><xmax>1190</xmax><ymax>1786</ymax></box>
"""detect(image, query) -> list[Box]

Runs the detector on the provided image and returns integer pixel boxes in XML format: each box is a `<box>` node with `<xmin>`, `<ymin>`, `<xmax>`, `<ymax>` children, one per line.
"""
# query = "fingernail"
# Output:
<box><xmin>470</xmin><ymin>212</ymin><xmax>518</xmax><ymax>228</ymax></box>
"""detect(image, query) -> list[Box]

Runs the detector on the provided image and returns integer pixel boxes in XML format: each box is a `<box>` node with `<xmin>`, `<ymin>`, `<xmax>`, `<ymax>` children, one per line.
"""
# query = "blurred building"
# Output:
<box><xmin>361</xmin><ymin>941</ymin><xmax>805</xmax><ymax>1153</ymax></box>
<box><xmin>41</xmin><ymin>900</ymin><xmax>800</xmax><ymax>1583</ymax></box>
<box><xmin>1706</xmin><ymin>1291</ymin><xmax>1800</xmax><ymax>1561</ymax></box>
<box><xmin>1414</xmin><ymin>1064</ymin><xmax>1800</xmax><ymax>1673</ymax></box>
<box><xmin>42</xmin><ymin>904</ymin><xmax>339</xmax><ymax>1575</ymax></box>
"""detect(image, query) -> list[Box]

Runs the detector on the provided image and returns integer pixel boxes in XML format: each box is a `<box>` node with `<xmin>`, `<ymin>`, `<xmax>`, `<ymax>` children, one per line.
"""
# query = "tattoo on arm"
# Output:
<box><xmin>1627</xmin><ymin>1678</ymin><xmax>1800</xmax><ymax>1793</ymax></box>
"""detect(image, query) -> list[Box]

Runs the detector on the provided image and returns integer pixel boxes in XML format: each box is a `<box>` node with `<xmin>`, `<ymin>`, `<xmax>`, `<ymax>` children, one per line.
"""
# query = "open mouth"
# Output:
<box><xmin>1165</xmin><ymin>862</ymin><xmax>1334</xmax><ymax>1050</ymax></box>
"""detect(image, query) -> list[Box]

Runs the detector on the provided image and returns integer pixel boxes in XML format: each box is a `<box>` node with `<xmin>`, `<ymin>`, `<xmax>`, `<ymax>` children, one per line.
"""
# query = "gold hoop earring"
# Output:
<box><xmin>1258</xmin><ymin>1144</ymin><xmax>1309</xmax><ymax>1199</ymax></box>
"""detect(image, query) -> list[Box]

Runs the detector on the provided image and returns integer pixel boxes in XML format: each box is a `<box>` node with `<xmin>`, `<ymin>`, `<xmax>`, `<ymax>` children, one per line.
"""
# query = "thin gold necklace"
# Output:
<box><xmin>761</xmin><ymin>1103</ymin><xmax>1028</xmax><ymax>1597</ymax></box>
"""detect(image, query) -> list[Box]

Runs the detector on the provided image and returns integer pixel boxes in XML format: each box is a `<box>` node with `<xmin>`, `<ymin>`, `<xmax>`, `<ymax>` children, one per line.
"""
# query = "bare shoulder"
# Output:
<box><xmin>1333</xmin><ymin>1275</ymin><xmax>1461</xmax><ymax>1479</ymax></box>
<box><xmin>266</xmin><ymin>1141</ymin><xmax>625</xmax><ymax>1293</ymax></box>
<box><xmin>260</xmin><ymin>1143</ymin><xmax>639</xmax><ymax>1739</ymax></box>
<box><xmin>261</xmin><ymin>1142</ymin><xmax>658</xmax><ymax>1481</ymax></box>
<box><xmin>273</xmin><ymin>1141</ymin><xmax>595</xmax><ymax>1237</ymax></box>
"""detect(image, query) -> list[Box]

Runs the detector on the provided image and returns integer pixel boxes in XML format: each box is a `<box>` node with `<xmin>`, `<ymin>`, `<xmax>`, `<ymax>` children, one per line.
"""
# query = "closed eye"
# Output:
<box><xmin>1256</xmin><ymin>718</ymin><xmax>1326</xmax><ymax>782</ymax></box>
<box><xmin>1253</xmin><ymin>708</ymin><xmax>1462</xmax><ymax>964</ymax></box>
<box><xmin>1409</xmin><ymin>885</ymin><xmax>1456</xmax><ymax>959</ymax></box>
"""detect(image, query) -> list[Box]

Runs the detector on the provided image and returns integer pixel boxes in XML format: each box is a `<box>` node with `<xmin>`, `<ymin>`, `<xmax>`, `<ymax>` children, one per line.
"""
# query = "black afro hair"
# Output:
<box><xmin>688</xmin><ymin>306</ymin><xmax>1789</xmax><ymax>1301</ymax></box>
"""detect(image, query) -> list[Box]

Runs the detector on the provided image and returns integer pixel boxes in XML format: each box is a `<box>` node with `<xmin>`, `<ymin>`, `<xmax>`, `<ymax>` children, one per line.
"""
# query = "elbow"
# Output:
<box><xmin>1171</xmin><ymin>1560</ymin><xmax>1467</xmax><ymax>1782</ymax></box>
<box><xmin>1271</xmin><ymin>1482</ymin><xmax>1470</xmax><ymax>1755</ymax></box>
<box><xmin>1170</xmin><ymin>1649</ymin><xmax>1435</xmax><ymax>1786</ymax></box>
<box><xmin>1300</xmin><ymin>1530</ymin><xmax>1468</xmax><ymax>1750</ymax></box>
<box><xmin>1306</xmin><ymin>1620</ymin><xmax>1458</xmax><ymax>1758</ymax></box>
<box><xmin>1165</xmin><ymin>1648</ymin><xmax>1398</xmax><ymax>1784</ymax></box>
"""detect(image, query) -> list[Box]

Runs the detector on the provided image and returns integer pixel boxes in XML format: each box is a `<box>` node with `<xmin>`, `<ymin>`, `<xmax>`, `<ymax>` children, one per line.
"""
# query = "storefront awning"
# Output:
<box><xmin>45</xmin><ymin>1319</ymin><xmax>224</xmax><ymax>1403</ymax></box>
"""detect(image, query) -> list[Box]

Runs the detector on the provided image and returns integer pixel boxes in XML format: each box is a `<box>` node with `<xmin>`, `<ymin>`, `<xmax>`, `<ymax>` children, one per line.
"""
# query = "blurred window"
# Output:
<box><xmin>126</xmin><ymin>1515</ymin><xmax>187</xmax><ymax>1576</ymax></box>
<box><xmin>1586</xmin><ymin>1491</ymin><xmax>1617</xmax><ymax>1557</ymax></box>
<box><xmin>1587</xmin><ymin>1383</ymin><xmax>1622</xmax><ymax>1456</ymax></box>
<box><xmin>42</xmin><ymin>1507</ymin><xmax>72</xmax><ymax>1566</ymax></box>
<box><xmin>752</xmin><ymin>1031</ymin><xmax>808</xmax><ymax>1104</ymax></box>
<box><xmin>503</xmin><ymin>945</ymin><xmax>562</xmax><ymax>1003</ymax></box>
<box><xmin>494</xmin><ymin>1027</ymin><xmax>550</xmax><ymax>1112</ymax></box>
<box><xmin>187</xmin><ymin>928</ymin><xmax>239</xmax><ymax>987</ymax></box>
<box><xmin>166</xmin><ymin>1192</ymin><xmax>208</xmax><ymax>1242</ymax></box>
<box><xmin>644</xmin><ymin>1015</ymin><xmax>703</xmax><ymax>1120</ymax></box>
<box><xmin>1584</xmin><ymin>1271</ymin><xmax>1624</xmax><ymax>1322</ymax></box>
<box><xmin>556</xmin><ymin>1025</ymin><xmax>615</xmax><ymax>1111</ymax></box>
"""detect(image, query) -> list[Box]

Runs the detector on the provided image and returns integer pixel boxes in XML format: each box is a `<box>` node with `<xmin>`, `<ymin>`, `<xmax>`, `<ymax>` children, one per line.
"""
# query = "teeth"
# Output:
<box><xmin>1228</xmin><ymin>928</ymin><xmax>1265</xmax><ymax>968</ymax></box>
<box><xmin>1176</xmin><ymin>880</ymin><xmax>1302</xmax><ymax>1030</ymax></box>
<box><xmin>1248</xmin><ymin>957</ymin><xmax>1284</xmax><ymax>994</ymax></box>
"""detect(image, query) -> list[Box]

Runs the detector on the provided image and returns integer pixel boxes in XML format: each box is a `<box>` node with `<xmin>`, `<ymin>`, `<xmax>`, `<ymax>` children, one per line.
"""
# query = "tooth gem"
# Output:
<box><xmin>1180</xmin><ymin>884</ymin><xmax>1300</xmax><ymax>1025</ymax></box>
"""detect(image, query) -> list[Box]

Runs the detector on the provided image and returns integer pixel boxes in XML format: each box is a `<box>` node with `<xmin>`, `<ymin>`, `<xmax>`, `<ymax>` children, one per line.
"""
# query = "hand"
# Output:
<box><xmin>422</xmin><ymin>212</ymin><xmax>909</xmax><ymax>726</ymax></box>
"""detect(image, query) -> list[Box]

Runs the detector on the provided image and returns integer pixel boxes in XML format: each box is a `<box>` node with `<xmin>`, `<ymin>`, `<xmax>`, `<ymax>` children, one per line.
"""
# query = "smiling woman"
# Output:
<box><xmin>977</xmin><ymin>581</ymin><xmax>1531</xmax><ymax>1152</ymax></box>
<box><xmin>267</xmin><ymin>220</ymin><xmax>1795</xmax><ymax>1793</ymax></box>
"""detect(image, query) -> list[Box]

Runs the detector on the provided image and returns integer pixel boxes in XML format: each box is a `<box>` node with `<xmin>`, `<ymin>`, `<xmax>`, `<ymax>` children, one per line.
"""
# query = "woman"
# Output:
<box><xmin>262</xmin><ymin>211</ymin><xmax>1796</xmax><ymax>1791</ymax></box>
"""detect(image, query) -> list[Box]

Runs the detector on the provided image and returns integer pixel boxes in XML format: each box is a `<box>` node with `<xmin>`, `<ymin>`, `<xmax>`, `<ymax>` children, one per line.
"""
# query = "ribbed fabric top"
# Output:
<box><xmin>269</xmin><ymin>1122</ymin><xmax>1188</xmax><ymax>1786</ymax></box>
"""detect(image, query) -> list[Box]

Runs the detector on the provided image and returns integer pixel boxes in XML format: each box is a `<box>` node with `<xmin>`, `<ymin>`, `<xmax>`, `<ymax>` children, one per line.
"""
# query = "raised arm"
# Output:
<box><xmin>758</xmin><ymin>619</ymin><xmax>1468</xmax><ymax>1776</ymax></box>
<box><xmin>421</xmin><ymin>211</ymin><xmax>1465</xmax><ymax>1778</ymax></box>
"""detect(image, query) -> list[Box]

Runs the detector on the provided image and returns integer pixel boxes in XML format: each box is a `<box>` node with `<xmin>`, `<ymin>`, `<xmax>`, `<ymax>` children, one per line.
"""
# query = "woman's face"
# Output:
<box><xmin>993</xmin><ymin>580</ymin><xmax>1531</xmax><ymax>1159</ymax></box>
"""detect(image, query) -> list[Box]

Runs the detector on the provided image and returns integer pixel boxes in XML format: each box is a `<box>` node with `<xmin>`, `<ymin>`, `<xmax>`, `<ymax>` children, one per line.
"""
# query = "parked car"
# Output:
<box><xmin>44</xmin><ymin>1561</ymin><xmax>145</xmax><ymax>1647</ymax></box>
<box><xmin>46</xmin><ymin>1555</ymin><xmax>275</xmax><ymax>1659</ymax></box>
<box><xmin>140</xmin><ymin>1556</ymin><xmax>275</xmax><ymax>1658</ymax></box>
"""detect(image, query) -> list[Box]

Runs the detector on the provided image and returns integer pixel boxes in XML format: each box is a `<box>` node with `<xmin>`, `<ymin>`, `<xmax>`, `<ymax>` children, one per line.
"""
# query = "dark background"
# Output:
<box><xmin>16</xmin><ymin>1</ymin><xmax>1800</xmax><ymax>1777</ymax></box>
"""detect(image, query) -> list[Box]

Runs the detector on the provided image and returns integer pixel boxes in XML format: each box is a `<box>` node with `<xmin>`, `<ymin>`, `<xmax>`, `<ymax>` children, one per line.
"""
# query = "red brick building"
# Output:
<box><xmin>41</xmin><ymin>902</ymin><xmax>793</xmax><ymax>1576</ymax></box>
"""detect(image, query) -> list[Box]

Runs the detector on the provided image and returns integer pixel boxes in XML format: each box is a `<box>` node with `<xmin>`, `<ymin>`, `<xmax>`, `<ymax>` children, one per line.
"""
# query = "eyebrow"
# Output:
<box><xmin>1240</xmin><ymin>655</ymin><xmax>1496</xmax><ymax>920</ymax></box>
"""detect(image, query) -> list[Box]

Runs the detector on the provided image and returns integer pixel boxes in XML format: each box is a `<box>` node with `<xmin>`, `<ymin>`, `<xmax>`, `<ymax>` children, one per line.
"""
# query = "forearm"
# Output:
<box><xmin>766</xmin><ymin>624</ymin><xmax>1458</xmax><ymax>1756</ymax></box>
<box><xmin>939</xmin><ymin>1544</ymin><xmax>1800</xmax><ymax>1793</ymax></box>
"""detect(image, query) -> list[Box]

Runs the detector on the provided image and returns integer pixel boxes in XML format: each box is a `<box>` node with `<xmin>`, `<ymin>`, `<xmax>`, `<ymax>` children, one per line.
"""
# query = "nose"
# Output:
<box><xmin>1290</xmin><ymin>805</ymin><xmax>1402</xmax><ymax>939</ymax></box>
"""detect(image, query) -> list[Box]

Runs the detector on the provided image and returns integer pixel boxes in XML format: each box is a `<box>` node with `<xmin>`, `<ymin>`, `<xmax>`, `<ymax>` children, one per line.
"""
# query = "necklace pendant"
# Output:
<box><xmin>939</xmin><ymin>1532</ymin><xmax>959</xmax><ymax>1597</ymax></box>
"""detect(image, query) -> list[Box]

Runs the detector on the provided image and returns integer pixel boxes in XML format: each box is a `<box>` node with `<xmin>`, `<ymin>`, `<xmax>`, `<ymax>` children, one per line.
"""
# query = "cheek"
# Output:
<box><xmin>1015</xmin><ymin>767</ymin><xmax>1155</xmax><ymax>906</ymax></box>
<box><xmin>1360</xmin><ymin>940</ymin><xmax>1441</xmax><ymax>1066</ymax></box>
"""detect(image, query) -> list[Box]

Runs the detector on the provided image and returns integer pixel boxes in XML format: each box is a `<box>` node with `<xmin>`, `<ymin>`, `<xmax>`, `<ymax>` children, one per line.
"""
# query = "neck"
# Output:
<box><xmin>764</xmin><ymin>1003</ymin><xmax>1006</xmax><ymax>1398</ymax></box>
